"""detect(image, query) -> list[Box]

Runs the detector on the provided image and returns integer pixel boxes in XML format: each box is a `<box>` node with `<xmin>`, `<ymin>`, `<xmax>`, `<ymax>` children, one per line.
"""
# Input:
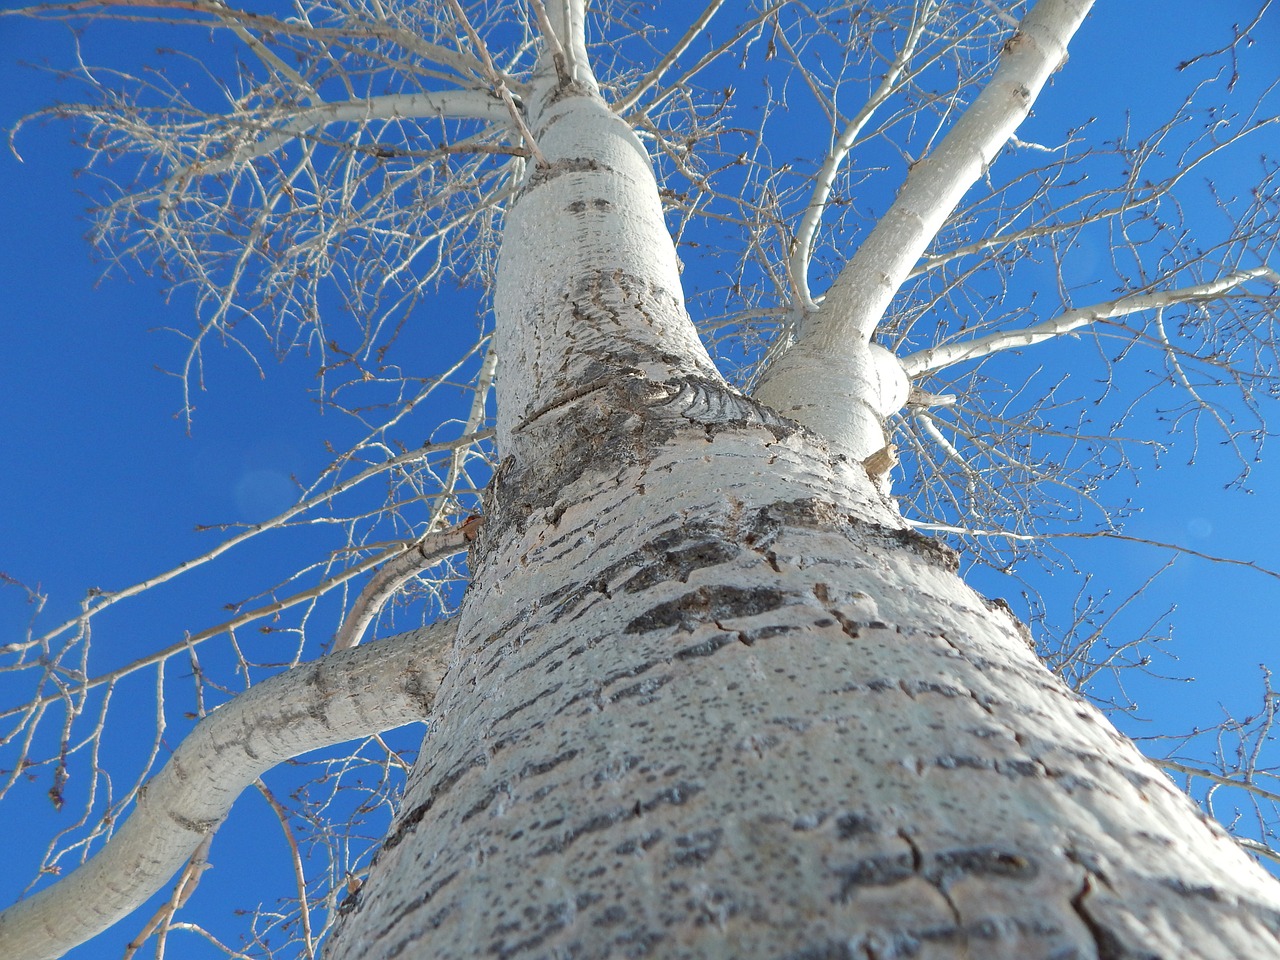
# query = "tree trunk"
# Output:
<box><xmin>324</xmin><ymin>76</ymin><xmax>1280</xmax><ymax>960</ymax></box>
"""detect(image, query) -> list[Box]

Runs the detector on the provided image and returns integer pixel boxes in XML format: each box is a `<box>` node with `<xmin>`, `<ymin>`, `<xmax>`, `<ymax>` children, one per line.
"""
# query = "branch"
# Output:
<box><xmin>122</xmin><ymin>836</ymin><xmax>212</xmax><ymax>960</ymax></box>
<box><xmin>1153</xmin><ymin>757</ymin><xmax>1280</xmax><ymax>807</ymax></box>
<box><xmin>5</xmin><ymin>0</ymin><xmax>486</xmax><ymax>80</ymax></box>
<box><xmin>612</xmin><ymin>0</ymin><xmax>726</xmax><ymax>115</ymax></box>
<box><xmin>811</xmin><ymin>0</ymin><xmax>1093</xmax><ymax>345</ymax></box>
<box><xmin>901</xmin><ymin>266</ymin><xmax>1280</xmax><ymax>377</ymax></box>
<box><xmin>332</xmin><ymin>516</ymin><xmax>480</xmax><ymax>651</ymax></box>
<box><xmin>445</xmin><ymin>0</ymin><xmax>548</xmax><ymax>166</ymax></box>
<box><xmin>193</xmin><ymin>91</ymin><xmax>511</xmax><ymax>178</ymax></box>
<box><xmin>536</xmin><ymin>0</ymin><xmax>590</xmax><ymax>87</ymax></box>
<box><xmin>753</xmin><ymin>0</ymin><xmax>1092</xmax><ymax>463</ymax></box>
<box><xmin>0</xmin><ymin>623</ymin><xmax>454</xmax><ymax>960</ymax></box>
<box><xmin>903</xmin><ymin>519</ymin><xmax>1280</xmax><ymax>583</ymax></box>
<box><xmin>787</xmin><ymin>5</ymin><xmax>930</xmax><ymax>309</ymax></box>
<box><xmin>4</xmin><ymin>430</ymin><xmax>491</xmax><ymax>659</ymax></box>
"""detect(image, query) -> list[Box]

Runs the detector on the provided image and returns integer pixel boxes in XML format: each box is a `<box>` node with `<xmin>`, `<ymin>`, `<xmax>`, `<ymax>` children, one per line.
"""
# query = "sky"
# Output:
<box><xmin>2</xmin><ymin>2</ymin><xmax>1280</xmax><ymax>958</ymax></box>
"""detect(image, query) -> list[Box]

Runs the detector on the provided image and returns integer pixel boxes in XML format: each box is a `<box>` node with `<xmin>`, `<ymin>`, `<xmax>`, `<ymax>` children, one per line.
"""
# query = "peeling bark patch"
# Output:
<box><xmin>624</xmin><ymin>586</ymin><xmax>786</xmax><ymax>634</ymax></box>
<box><xmin>886</xmin><ymin>525</ymin><xmax>961</xmax><ymax>572</ymax></box>
<box><xmin>618</xmin><ymin>538</ymin><xmax>739</xmax><ymax>593</ymax></box>
<box><xmin>523</xmin><ymin>156</ymin><xmax>605</xmax><ymax>192</ymax></box>
<box><xmin>933</xmin><ymin>754</ymin><xmax>1049</xmax><ymax>781</ymax></box>
<box><xmin>738</xmin><ymin>624</ymin><xmax>798</xmax><ymax>644</ymax></box>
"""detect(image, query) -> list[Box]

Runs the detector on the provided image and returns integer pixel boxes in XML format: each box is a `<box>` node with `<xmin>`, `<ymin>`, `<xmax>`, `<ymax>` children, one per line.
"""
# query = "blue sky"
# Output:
<box><xmin>2</xmin><ymin>2</ymin><xmax>1280</xmax><ymax>957</ymax></box>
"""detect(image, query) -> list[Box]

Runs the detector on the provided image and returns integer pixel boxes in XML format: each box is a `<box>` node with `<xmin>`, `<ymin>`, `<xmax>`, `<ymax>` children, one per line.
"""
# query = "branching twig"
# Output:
<box><xmin>332</xmin><ymin>516</ymin><xmax>481</xmax><ymax>651</ymax></box>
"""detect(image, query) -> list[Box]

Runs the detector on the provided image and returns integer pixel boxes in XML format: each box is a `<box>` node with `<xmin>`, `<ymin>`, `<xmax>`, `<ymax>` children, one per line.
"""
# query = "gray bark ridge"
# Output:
<box><xmin>0</xmin><ymin>622</ymin><xmax>453</xmax><ymax>960</ymax></box>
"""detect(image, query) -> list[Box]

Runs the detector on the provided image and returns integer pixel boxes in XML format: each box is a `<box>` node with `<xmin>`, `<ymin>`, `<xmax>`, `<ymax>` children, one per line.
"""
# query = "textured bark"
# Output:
<box><xmin>327</xmin><ymin>374</ymin><xmax>1280</xmax><ymax>960</ymax></box>
<box><xmin>490</xmin><ymin>59</ymin><xmax>717</xmax><ymax>458</ymax></box>
<box><xmin>323</xmin><ymin>66</ymin><xmax>1280</xmax><ymax>960</ymax></box>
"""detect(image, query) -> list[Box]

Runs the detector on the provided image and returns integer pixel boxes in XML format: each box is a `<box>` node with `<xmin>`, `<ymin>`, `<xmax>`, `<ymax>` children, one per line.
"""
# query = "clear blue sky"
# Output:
<box><xmin>2</xmin><ymin>3</ymin><xmax>1279</xmax><ymax>957</ymax></box>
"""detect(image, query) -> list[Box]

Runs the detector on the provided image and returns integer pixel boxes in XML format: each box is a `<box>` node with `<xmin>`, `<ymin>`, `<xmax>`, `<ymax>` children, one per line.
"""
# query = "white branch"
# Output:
<box><xmin>198</xmin><ymin>90</ymin><xmax>509</xmax><ymax>176</ymax></box>
<box><xmin>901</xmin><ymin>266</ymin><xmax>1280</xmax><ymax>378</ymax></box>
<box><xmin>788</xmin><ymin>5</ymin><xmax>930</xmax><ymax>308</ymax></box>
<box><xmin>753</xmin><ymin>0</ymin><xmax>1092</xmax><ymax>463</ymax></box>
<box><xmin>796</xmin><ymin>0</ymin><xmax>1092</xmax><ymax>351</ymax></box>
<box><xmin>0</xmin><ymin>623</ymin><xmax>455</xmax><ymax>960</ymax></box>
<box><xmin>536</xmin><ymin>0</ymin><xmax>591</xmax><ymax>87</ymax></box>
<box><xmin>332</xmin><ymin>518</ymin><xmax>480</xmax><ymax>651</ymax></box>
<box><xmin>613</xmin><ymin>0</ymin><xmax>726</xmax><ymax>115</ymax></box>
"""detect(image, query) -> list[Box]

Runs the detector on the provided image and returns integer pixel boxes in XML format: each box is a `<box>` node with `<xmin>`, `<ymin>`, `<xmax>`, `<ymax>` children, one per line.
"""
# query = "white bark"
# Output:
<box><xmin>491</xmin><ymin>58</ymin><xmax>718</xmax><ymax>456</ymax></box>
<box><xmin>755</xmin><ymin>0</ymin><xmax>1093</xmax><ymax>463</ymax></box>
<box><xmin>326</xmin><ymin>391</ymin><xmax>1280</xmax><ymax>960</ymax></box>
<box><xmin>0</xmin><ymin>623</ymin><xmax>454</xmax><ymax>960</ymax></box>
<box><xmin>332</xmin><ymin>520</ymin><xmax>478</xmax><ymax>651</ymax></box>
<box><xmin>540</xmin><ymin>0</ymin><xmax>592</xmax><ymax>88</ymax></box>
<box><xmin>198</xmin><ymin>91</ymin><xmax>511</xmax><ymax>176</ymax></box>
<box><xmin>787</xmin><ymin>8</ymin><xmax>931</xmax><ymax>310</ymax></box>
<box><xmin>322</xmin><ymin>26</ymin><xmax>1280</xmax><ymax>960</ymax></box>
<box><xmin>901</xmin><ymin>266</ymin><xmax>1280</xmax><ymax>377</ymax></box>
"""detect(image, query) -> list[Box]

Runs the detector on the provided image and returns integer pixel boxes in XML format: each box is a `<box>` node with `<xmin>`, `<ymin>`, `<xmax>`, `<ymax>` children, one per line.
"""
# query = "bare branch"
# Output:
<box><xmin>787</xmin><ymin>3</ymin><xmax>932</xmax><ymax>309</ymax></box>
<box><xmin>0</xmin><ymin>623</ymin><xmax>454</xmax><ymax>960</ymax></box>
<box><xmin>754</xmin><ymin>0</ymin><xmax>1094</xmax><ymax>462</ymax></box>
<box><xmin>798</xmin><ymin>0</ymin><xmax>1092</xmax><ymax>344</ymax></box>
<box><xmin>901</xmin><ymin>266</ymin><xmax>1280</xmax><ymax>377</ymax></box>
<box><xmin>5</xmin><ymin>430</ymin><xmax>491</xmax><ymax>660</ymax></box>
<box><xmin>612</xmin><ymin>0</ymin><xmax>726</xmax><ymax>116</ymax></box>
<box><xmin>191</xmin><ymin>92</ymin><xmax>512</xmax><ymax>178</ymax></box>
<box><xmin>332</xmin><ymin>516</ymin><xmax>481</xmax><ymax>651</ymax></box>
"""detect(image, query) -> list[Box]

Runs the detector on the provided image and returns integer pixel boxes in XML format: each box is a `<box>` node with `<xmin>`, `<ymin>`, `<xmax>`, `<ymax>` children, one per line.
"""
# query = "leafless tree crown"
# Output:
<box><xmin>3</xmin><ymin>0</ymin><xmax>1279</xmax><ymax>955</ymax></box>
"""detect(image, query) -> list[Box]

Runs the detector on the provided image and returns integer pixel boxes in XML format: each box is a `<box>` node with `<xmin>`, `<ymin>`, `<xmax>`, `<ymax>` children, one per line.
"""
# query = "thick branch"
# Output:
<box><xmin>901</xmin><ymin>266</ymin><xmax>1280</xmax><ymax>377</ymax></box>
<box><xmin>753</xmin><ymin>0</ymin><xmax>1092</xmax><ymax>464</ymax></box>
<box><xmin>0</xmin><ymin>623</ymin><xmax>455</xmax><ymax>960</ymax></box>
<box><xmin>197</xmin><ymin>91</ymin><xmax>510</xmax><ymax>177</ymax></box>
<box><xmin>805</xmin><ymin>0</ymin><xmax>1093</xmax><ymax>348</ymax></box>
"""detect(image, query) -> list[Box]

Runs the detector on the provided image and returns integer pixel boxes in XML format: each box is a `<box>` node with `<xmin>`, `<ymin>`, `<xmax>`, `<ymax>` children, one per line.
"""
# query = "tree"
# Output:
<box><xmin>3</xmin><ymin>0</ymin><xmax>1280</xmax><ymax>957</ymax></box>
